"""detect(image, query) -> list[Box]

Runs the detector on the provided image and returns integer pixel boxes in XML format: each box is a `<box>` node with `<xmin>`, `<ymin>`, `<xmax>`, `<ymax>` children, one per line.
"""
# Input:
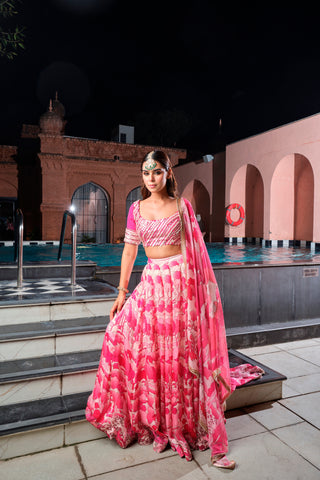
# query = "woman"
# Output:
<box><xmin>86</xmin><ymin>150</ymin><xmax>263</xmax><ymax>469</ymax></box>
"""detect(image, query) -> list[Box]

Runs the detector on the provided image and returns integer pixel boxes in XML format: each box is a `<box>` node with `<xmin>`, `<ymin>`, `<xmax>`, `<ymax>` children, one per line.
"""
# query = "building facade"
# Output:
<box><xmin>3</xmin><ymin>98</ymin><xmax>319</xmax><ymax>246</ymax></box>
<box><xmin>225</xmin><ymin>113</ymin><xmax>320</xmax><ymax>244</ymax></box>
<box><xmin>0</xmin><ymin>100</ymin><xmax>187</xmax><ymax>243</ymax></box>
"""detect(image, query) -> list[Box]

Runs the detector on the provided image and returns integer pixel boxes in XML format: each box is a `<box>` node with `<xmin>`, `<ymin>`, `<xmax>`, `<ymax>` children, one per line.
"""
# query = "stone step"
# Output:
<box><xmin>0</xmin><ymin>316</ymin><xmax>108</xmax><ymax>361</ymax></box>
<box><xmin>0</xmin><ymin>315</ymin><xmax>108</xmax><ymax>341</ymax></box>
<box><xmin>0</xmin><ymin>394</ymin><xmax>105</xmax><ymax>460</ymax></box>
<box><xmin>0</xmin><ymin>349</ymin><xmax>100</xmax><ymax>407</ymax></box>
<box><xmin>0</xmin><ymin>349</ymin><xmax>286</xmax><ymax>460</ymax></box>
<box><xmin>0</xmin><ymin>278</ymin><xmax>118</xmax><ymax>326</ymax></box>
<box><xmin>0</xmin><ymin>391</ymin><xmax>90</xmax><ymax>437</ymax></box>
<box><xmin>226</xmin><ymin>317</ymin><xmax>320</xmax><ymax>349</ymax></box>
<box><xmin>226</xmin><ymin>349</ymin><xmax>286</xmax><ymax>410</ymax></box>
<box><xmin>0</xmin><ymin>349</ymin><xmax>286</xmax><ymax>408</ymax></box>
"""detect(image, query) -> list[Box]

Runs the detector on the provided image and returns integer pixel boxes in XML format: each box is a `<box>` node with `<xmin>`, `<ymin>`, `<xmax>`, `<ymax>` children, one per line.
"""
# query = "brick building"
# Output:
<box><xmin>0</xmin><ymin>98</ymin><xmax>187</xmax><ymax>243</ymax></box>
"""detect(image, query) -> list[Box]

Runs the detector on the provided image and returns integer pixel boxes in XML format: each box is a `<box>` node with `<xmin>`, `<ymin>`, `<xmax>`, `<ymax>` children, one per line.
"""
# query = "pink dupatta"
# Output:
<box><xmin>179</xmin><ymin>198</ymin><xmax>263</xmax><ymax>409</ymax></box>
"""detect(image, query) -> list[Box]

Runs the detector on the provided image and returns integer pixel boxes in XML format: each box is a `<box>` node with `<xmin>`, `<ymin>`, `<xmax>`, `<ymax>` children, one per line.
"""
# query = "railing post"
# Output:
<box><xmin>71</xmin><ymin>215</ymin><xmax>77</xmax><ymax>286</ymax></box>
<box><xmin>58</xmin><ymin>210</ymin><xmax>77</xmax><ymax>286</ymax></box>
<box><xmin>57</xmin><ymin>212</ymin><xmax>68</xmax><ymax>261</ymax></box>
<box><xmin>14</xmin><ymin>209</ymin><xmax>24</xmax><ymax>288</ymax></box>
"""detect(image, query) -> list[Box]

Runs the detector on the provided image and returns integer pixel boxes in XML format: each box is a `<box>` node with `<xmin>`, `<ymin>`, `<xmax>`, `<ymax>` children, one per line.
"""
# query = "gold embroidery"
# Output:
<box><xmin>213</xmin><ymin>369</ymin><xmax>232</xmax><ymax>396</ymax></box>
<box><xmin>189</xmin><ymin>366</ymin><xmax>200</xmax><ymax>378</ymax></box>
<box><xmin>199</xmin><ymin>418</ymin><xmax>208</xmax><ymax>432</ymax></box>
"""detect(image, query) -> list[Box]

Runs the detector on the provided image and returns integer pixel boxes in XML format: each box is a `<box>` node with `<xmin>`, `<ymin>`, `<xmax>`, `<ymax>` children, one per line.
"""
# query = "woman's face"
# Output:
<box><xmin>142</xmin><ymin>160</ymin><xmax>170</xmax><ymax>194</ymax></box>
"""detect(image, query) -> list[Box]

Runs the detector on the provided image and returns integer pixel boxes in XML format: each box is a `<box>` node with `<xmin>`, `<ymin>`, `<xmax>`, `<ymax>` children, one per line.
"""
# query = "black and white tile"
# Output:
<box><xmin>0</xmin><ymin>279</ymin><xmax>86</xmax><ymax>299</ymax></box>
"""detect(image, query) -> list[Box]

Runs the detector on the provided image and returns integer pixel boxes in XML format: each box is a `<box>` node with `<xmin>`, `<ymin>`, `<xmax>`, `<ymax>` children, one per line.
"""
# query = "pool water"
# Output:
<box><xmin>1</xmin><ymin>243</ymin><xmax>320</xmax><ymax>267</ymax></box>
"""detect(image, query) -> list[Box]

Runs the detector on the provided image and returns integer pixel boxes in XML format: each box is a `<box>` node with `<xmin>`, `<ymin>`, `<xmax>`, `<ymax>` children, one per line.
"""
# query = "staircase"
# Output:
<box><xmin>0</xmin><ymin>262</ymin><xmax>286</xmax><ymax>461</ymax></box>
<box><xmin>0</xmin><ymin>261</ymin><xmax>116</xmax><ymax>460</ymax></box>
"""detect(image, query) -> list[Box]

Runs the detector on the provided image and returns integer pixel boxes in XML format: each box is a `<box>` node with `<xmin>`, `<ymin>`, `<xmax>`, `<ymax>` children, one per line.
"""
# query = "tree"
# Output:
<box><xmin>0</xmin><ymin>0</ymin><xmax>24</xmax><ymax>59</ymax></box>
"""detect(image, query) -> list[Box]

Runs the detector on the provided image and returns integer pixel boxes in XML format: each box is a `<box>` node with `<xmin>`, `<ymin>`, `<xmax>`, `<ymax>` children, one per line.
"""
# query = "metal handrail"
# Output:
<box><xmin>14</xmin><ymin>209</ymin><xmax>24</xmax><ymax>288</ymax></box>
<box><xmin>58</xmin><ymin>210</ymin><xmax>77</xmax><ymax>286</ymax></box>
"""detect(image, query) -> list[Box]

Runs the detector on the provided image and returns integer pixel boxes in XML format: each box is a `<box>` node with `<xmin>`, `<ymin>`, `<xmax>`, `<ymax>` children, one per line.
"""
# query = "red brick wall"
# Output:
<box><xmin>0</xmin><ymin>130</ymin><xmax>187</xmax><ymax>242</ymax></box>
<box><xmin>38</xmin><ymin>135</ymin><xmax>187</xmax><ymax>241</ymax></box>
<box><xmin>0</xmin><ymin>146</ymin><xmax>18</xmax><ymax>197</ymax></box>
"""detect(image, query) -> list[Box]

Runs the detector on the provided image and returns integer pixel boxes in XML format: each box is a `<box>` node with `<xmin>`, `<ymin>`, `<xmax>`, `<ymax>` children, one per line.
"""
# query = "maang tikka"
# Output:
<box><xmin>144</xmin><ymin>158</ymin><xmax>157</xmax><ymax>170</ymax></box>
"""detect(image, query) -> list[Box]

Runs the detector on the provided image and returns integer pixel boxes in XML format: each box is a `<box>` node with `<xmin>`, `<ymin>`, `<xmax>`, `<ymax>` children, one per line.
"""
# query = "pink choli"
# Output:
<box><xmin>86</xmin><ymin>198</ymin><xmax>264</xmax><ymax>460</ymax></box>
<box><xmin>124</xmin><ymin>200</ymin><xmax>181</xmax><ymax>247</ymax></box>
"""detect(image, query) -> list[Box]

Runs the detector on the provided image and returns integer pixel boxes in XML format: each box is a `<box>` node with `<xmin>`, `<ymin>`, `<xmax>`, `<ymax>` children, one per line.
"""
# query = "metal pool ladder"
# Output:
<box><xmin>14</xmin><ymin>209</ymin><xmax>24</xmax><ymax>288</ymax></box>
<box><xmin>58</xmin><ymin>210</ymin><xmax>77</xmax><ymax>286</ymax></box>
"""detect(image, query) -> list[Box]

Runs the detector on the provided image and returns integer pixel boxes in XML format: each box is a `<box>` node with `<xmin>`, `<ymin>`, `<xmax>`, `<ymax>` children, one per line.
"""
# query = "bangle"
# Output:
<box><xmin>117</xmin><ymin>286</ymin><xmax>129</xmax><ymax>294</ymax></box>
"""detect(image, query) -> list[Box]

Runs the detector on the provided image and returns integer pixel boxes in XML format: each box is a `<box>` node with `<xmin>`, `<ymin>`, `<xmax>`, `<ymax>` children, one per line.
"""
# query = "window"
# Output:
<box><xmin>0</xmin><ymin>198</ymin><xmax>16</xmax><ymax>240</ymax></box>
<box><xmin>72</xmin><ymin>183</ymin><xmax>109</xmax><ymax>243</ymax></box>
<box><xmin>126</xmin><ymin>187</ymin><xmax>142</xmax><ymax>218</ymax></box>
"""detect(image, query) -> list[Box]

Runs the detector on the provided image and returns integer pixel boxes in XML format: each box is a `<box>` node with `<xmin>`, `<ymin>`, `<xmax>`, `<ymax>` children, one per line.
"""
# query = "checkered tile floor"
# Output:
<box><xmin>0</xmin><ymin>279</ymin><xmax>86</xmax><ymax>298</ymax></box>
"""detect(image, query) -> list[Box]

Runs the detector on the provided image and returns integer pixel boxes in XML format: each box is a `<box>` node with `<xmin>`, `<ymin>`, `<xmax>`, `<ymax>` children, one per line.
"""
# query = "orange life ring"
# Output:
<box><xmin>225</xmin><ymin>203</ymin><xmax>245</xmax><ymax>227</ymax></box>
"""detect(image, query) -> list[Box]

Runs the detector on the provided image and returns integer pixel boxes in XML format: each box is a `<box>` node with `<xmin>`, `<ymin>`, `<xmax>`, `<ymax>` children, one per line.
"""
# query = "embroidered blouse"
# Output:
<box><xmin>124</xmin><ymin>200</ymin><xmax>181</xmax><ymax>247</ymax></box>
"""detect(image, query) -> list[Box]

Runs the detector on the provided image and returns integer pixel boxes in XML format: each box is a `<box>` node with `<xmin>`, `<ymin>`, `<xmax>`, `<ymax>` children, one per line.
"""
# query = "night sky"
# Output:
<box><xmin>1</xmin><ymin>1</ymin><xmax>320</xmax><ymax>154</ymax></box>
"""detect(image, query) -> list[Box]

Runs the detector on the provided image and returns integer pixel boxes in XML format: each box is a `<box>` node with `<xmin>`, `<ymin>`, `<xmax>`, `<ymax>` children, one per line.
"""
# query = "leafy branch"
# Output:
<box><xmin>0</xmin><ymin>0</ymin><xmax>25</xmax><ymax>59</ymax></box>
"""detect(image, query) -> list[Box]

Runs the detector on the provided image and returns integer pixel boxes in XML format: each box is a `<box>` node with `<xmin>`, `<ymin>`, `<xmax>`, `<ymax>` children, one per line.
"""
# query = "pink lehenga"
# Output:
<box><xmin>85</xmin><ymin>198</ymin><xmax>263</xmax><ymax>460</ymax></box>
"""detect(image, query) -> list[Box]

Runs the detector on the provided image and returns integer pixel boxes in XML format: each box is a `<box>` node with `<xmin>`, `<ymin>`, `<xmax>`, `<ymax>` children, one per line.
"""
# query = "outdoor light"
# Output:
<box><xmin>69</xmin><ymin>205</ymin><xmax>76</xmax><ymax>213</ymax></box>
<box><xmin>203</xmin><ymin>154</ymin><xmax>214</xmax><ymax>163</ymax></box>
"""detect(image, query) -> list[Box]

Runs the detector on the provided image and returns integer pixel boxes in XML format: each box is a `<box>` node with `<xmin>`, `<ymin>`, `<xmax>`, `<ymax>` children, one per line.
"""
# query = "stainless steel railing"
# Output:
<box><xmin>57</xmin><ymin>210</ymin><xmax>77</xmax><ymax>286</ymax></box>
<box><xmin>14</xmin><ymin>209</ymin><xmax>24</xmax><ymax>288</ymax></box>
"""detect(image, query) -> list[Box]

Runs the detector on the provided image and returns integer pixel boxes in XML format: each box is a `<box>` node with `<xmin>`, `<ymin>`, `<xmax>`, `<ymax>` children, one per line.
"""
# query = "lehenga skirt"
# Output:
<box><xmin>85</xmin><ymin>253</ymin><xmax>228</xmax><ymax>460</ymax></box>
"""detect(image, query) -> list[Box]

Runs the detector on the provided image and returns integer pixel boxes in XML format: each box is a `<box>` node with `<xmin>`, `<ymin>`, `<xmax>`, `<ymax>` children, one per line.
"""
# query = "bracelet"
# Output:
<box><xmin>117</xmin><ymin>286</ymin><xmax>129</xmax><ymax>294</ymax></box>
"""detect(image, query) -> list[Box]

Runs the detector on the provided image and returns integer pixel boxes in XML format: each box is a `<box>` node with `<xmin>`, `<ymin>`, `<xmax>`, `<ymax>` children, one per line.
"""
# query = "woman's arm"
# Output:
<box><xmin>110</xmin><ymin>242</ymin><xmax>138</xmax><ymax>320</ymax></box>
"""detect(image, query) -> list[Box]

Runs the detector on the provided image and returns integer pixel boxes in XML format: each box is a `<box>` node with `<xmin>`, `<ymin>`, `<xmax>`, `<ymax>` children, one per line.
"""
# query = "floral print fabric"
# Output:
<box><xmin>86</xmin><ymin>198</ymin><xmax>264</xmax><ymax>460</ymax></box>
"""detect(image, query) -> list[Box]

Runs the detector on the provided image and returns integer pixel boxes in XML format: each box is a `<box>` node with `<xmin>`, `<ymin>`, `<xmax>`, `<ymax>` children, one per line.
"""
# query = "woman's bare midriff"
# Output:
<box><xmin>145</xmin><ymin>244</ymin><xmax>182</xmax><ymax>259</ymax></box>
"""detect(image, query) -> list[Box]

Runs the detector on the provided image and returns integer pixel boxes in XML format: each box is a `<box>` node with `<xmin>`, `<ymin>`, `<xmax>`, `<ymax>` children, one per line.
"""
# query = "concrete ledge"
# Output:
<box><xmin>227</xmin><ymin>318</ymin><xmax>320</xmax><ymax>349</ymax></box>
<box><xmin>0</xmin><ymin>260</ymin><xmax>97</xmax><ymax>280</ymax></box>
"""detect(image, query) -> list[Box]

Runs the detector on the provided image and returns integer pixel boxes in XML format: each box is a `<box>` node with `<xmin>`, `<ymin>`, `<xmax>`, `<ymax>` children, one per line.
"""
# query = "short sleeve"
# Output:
<box><xmin>124</xmin><ymin>202</ymin><xmax>140</xmax><ymax>245</ymax></box>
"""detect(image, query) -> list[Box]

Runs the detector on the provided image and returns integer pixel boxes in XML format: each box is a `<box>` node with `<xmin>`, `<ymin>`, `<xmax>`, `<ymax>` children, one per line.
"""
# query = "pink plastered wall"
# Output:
<box><xmin>174</xmin><ymin>152</ymin><xmax>226</xmax><ymax>241</ymax></box>
<box><xmin>225</xmin><ymin>113</ymin><xmax>320</xmax><ymax>242</ymax></box>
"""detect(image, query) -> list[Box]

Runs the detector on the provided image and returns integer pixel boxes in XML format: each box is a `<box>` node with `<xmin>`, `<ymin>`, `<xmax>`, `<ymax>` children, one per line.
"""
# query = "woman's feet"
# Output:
<box><xmin>211</xmin><ymin>454</ymin><xmax>236</xmax><ymax>470</ymax></box>
<box><xmin>153</xmin><ymin>433</ymin><xmax>168</xmax><ymax>454</ymax></box>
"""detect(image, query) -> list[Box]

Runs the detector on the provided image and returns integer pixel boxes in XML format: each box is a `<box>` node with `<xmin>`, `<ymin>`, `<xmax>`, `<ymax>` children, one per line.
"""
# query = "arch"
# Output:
<box><xmin>270</xmin><ymin>154</ymin><xmax>314</xmax><ymax>241</ymax></box>
<box><xmin>126</xmin><ymin>186</ymin><xmax>142</xmax><ymax>217</ymax></box>
<box><xmin>294</xmin><ymin>154</ymin><xmax>314</xmax><ymax>240</ymax></box>
<box><xmin>229</xmin><ymin>164</ymin><xmax>264</xmax><ymax>238</ymax></box>
<box><xmin>245</xmin><ymin>165</ymin><xmax>264</xmax><ymax>238</ymax></box>
<box><xmin>72</xmin><ymin>182</ymin><xmax>109</xmax><ymax>243</ymax></box>
<box><xmin>0</xmin><ymin>197</ymin><xmax>16</xmax><ymax>240</ymax></box>
<box><xmin>181</xmin><ymin>179</ymin><xmax>210</xmax><ymax>241</ymax></box>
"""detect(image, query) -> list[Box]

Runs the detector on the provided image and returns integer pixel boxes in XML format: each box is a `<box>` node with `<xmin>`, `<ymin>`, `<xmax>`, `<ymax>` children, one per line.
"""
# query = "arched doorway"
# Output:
<box><xmin>0</xmin><ymin>179</ymin><xmax>18</xmax><ymax>241</ymax></box>
<box><xmin>294</xmin><ymin>154</ymin><xmax>314</xmax><ymax>241</ymax></box>
<box><xmin>270</xmin><ymin>154</ymin><xmax>314</xmax><ymax>241</ymax></box>
<box><xmin>181</xmin><ymin>179</ymin><xmax>210</xmax><ymax>241</ymax></box>
<box><xmin>229</xmin><ymin>164</ymin><xmax>264</xmax><ymax>238</ymax></box>
<box><xmin>72</xmin><ymin>182</ymin><xmax>109</xmax><ymax>243</ymax></box>
<box><xmin>0</xmin><ymin>197</ymin><xmax>16</xmax><ymax>240</ymax></box>
<box><xmin>126</xmin><ymin>187</ymin><xmax>142</xmax><ymax>217</ymax></box>
<box><xmin>245</xmin><ymin>165</ymin><xmax>264</xmax><ymax>238</ymax></box>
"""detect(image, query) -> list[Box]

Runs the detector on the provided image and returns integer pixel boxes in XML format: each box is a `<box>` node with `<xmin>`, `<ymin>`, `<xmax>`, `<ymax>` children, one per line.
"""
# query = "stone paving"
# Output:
<box><xmin>1</xmin><ymin>337</ymin><xmax>320</xmax><ymax>480</ymax></box>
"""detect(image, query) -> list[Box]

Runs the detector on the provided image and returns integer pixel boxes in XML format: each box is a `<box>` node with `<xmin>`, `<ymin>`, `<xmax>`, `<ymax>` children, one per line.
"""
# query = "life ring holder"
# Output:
<box><xmin>225</xmin><ymin>203</ymin><xmax>245</xmax><ymax>227</ymax></box>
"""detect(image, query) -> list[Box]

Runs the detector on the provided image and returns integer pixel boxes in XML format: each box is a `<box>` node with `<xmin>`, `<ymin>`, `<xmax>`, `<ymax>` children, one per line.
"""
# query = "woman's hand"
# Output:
<box><xmin>110</xmin><ymin>291</ymin><xmax>127</xmax><ymax>320</ymax></box>
<box><xmin>109</xmin><ymin>243</ymin><xmax>137</xmax><ymax>321</ymax></box>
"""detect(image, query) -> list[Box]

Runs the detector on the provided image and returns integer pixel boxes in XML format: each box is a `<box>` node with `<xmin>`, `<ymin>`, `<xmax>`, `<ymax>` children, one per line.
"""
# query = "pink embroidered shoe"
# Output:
<box><xmin>153</xmin><ymin>439</ymin><xmax>168</xmax><ymax>454</ymax></box>
<box><xmin>211</xmin><ymin>454</ymin><xmax>236</xmax><ymax>470</ymax></box>
<box><xmin>153</xmin><ymin>432</ymin><xmax>168</xmax><ymax>454</ymax></box>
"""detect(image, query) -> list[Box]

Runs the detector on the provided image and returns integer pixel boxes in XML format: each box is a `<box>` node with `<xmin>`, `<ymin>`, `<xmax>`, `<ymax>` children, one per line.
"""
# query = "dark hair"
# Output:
<box><xmin>140</xmin><ymin>150</ymin><xmax>178</xmax><ymax>199</ymax></box>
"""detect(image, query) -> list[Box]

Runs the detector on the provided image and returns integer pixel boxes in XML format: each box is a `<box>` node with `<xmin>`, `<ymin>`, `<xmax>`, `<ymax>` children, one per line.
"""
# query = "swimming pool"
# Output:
<box><xmin>1</xmin><ymin>243</ymin><xmax>320</xmax><ymax>267</ymax></box>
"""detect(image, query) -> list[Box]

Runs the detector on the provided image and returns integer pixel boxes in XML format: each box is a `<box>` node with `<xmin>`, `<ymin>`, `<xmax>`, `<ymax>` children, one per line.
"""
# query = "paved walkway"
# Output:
<box><xmin>1</xmin><ymin>337</ymin><xmax>320</xmax><ymax>480</ymax></box>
